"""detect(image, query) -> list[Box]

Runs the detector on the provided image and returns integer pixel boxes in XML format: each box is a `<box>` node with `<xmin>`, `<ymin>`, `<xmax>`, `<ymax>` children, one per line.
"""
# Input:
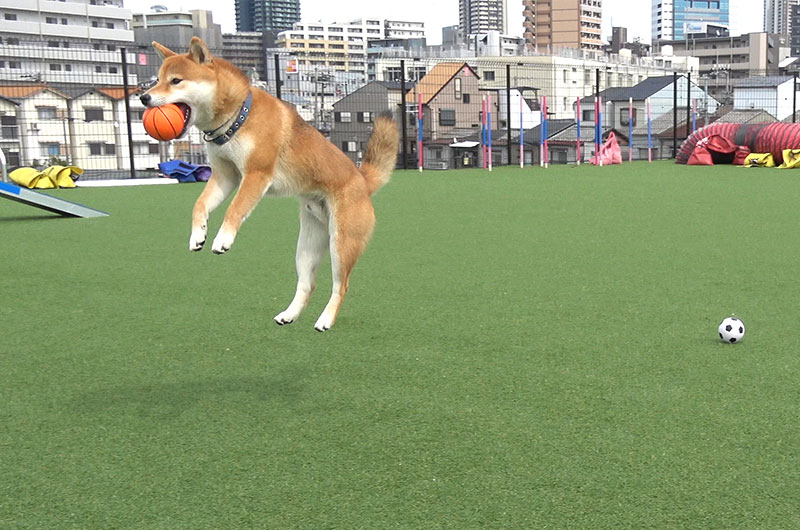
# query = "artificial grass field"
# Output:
<box><xmin>1</xmin><ymin>161</ymin><xmax>799</xmax><ymax>528</ymax></box>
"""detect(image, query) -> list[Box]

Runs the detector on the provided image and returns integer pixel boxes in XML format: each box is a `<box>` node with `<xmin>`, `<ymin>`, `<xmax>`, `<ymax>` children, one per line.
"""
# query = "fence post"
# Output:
<box><xmin>673</xmin><ymin>71</ymin><xmax>678</xmax><ymax>159</ymax></box>
<box><xmin>400</xmin><ymin>59</ymin><xmax>408</xmax><ymax>170</ymax></box>
<box><xmin>120</xmin><ymin>48</ymin><xmax>136</xmax><ymax>179</ymax></box>
<box><xmin>686</xmin><ymin>71</ymin><xmax>691</xmax><ymax>138</ymax></box>
<box><xmin>794</xmin><ymin>72</ymin><xmax>798</xmax><ymax>124</ymax></box>
<box><xmin>506</xmin><ymin>64</ymin><xmax>512</xmax><ymax>167</ymax></box>
<box><xmin>274</xmin><ymin>54</ymin><xmax>282</xmax><ymax>100</ymax></box>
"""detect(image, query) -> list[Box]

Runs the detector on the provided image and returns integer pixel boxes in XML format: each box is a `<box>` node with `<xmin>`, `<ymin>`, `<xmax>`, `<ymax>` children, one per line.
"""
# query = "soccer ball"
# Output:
<box><xmin>718</xmin><ymin>317</ymin><xmax>745</xmax><ymax>344</ymax></box>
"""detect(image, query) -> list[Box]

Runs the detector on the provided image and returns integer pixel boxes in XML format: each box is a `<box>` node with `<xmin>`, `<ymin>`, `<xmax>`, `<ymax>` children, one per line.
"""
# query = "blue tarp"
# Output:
<box><xmin>158</xmin><ymin>160</ymin><xmax>211</xmax><ymax>183</ymax></box>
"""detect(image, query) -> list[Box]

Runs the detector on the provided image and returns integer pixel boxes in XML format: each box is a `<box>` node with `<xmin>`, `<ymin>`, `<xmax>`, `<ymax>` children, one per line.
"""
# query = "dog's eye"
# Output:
<box><xmin>171</xmin><ymin>78</ymin><xmax>182</xmax><ymax>85</ymax></box>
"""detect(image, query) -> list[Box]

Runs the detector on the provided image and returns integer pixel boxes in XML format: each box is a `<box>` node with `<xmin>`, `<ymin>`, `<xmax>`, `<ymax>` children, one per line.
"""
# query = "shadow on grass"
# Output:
<box><xmin>0</xmin><ymin>214</ymin><xmax>63</xmax><ymax>222</ymax></box>
<box><xmin>73</xmin><ymin>370</ymin><xmax>306</xmax><ymax>420</ymax></box>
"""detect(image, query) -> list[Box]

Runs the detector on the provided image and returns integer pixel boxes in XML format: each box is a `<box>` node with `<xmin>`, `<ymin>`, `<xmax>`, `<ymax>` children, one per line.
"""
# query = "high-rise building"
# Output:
<box><xmin>764</xmin><ymin>0</ymin><xmax>800</xmax><ymax>35</ymax></box>
<box><xmin>522</xmin><ymin>0</ymin><xmax>603</xmax><ymax>52</ymax></box>
<box><xmin>235</xmin><ymin>0</ymin><xmax>301</xmax><ymax>33</ymax></box>
<box><xmin>652</xmin><ymin>0</ymin><xmax>730</xmax><ymax>42</ymax></box>
<box><xmin>459</xmin><ymin>0</ymin><xmax>507</xmax><ymax>39</ymax></box>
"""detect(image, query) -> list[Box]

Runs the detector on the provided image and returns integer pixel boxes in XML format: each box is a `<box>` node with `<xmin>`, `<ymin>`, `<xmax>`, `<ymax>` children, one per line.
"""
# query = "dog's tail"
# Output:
<box><xmin>360</xmin><ymin>112</ymin><xmax>399</xmax><ymax>195</ymax></box>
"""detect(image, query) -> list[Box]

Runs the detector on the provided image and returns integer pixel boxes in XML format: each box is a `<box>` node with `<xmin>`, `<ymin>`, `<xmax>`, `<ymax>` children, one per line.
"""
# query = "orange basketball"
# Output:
<box><xmin>142</xmin><ymin>103</ymin><xmax>186</xmax><ymax>141</ymax></box>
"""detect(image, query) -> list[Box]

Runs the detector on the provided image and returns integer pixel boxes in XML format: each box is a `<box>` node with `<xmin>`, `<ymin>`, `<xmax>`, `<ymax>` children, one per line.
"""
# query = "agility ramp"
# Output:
<box><xmin>0</xmin><ymin>181</ymin><xmax>108</xmax><ymax>218</ymax></box>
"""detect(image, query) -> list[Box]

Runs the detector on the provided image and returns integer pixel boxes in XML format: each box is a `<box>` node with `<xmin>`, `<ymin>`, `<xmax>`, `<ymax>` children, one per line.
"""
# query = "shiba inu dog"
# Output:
<box><xmin>140</xmin><ymin>37</ymin><xmax>399</xmax><ymax>332</ymax></box>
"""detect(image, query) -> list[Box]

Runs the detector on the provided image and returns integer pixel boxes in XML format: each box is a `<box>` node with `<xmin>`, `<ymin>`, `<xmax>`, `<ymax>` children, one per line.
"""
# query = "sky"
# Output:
<box><xmin>123</xmin><ymin>0</ymin><xmax>764</xmax><ymax>46</ymax></box>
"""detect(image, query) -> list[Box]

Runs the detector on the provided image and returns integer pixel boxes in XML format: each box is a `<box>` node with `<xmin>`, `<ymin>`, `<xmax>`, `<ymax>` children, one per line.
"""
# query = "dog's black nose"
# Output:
<box><xmin>139</xmin><ymin>93</ymin><xmax>151</xmax><ymax>106</ymax></box>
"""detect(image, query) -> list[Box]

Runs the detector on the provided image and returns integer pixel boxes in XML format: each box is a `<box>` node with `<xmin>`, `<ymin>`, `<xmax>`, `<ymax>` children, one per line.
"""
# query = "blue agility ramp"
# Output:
<box><xmin>0</xmin><ymin>180</ymin><xmax>108</xmax><ymax>218</ymax></box>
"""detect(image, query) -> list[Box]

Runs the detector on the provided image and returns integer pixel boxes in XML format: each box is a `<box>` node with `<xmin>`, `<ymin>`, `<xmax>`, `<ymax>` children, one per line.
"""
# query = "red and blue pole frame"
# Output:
<box><xmin>628</xmin><ymin>97</ymin><xmax>634</xmax><ymax>163</ymax></box>
<box><xmin>482</xmin><ymin>96</ymin><xmax>487</xmax><ymax>170</ymax></box>
<box><xmin>647</xmin><ymin>97</ymin><xmax>653</xmax><ymax>163</ymax></box>
<box><xmin>543</xmin><ymin>95</ymin><xmax>549</xmax><ymax>169</ymax></box>
<box><xmin>487</xmin><ymin>93</ymin><xmax>493</xmax><ymax>172</ymax></box>
<box><xmin>519</xmin><ymin>92</ymin><xmax>524</xmax><ymax>168</ymax></box>
<box><xmin>594</xmin><ymin>96</ymin><xmax>600</xmax><ymax>165</ymax></box>
<box><xmin>692</xmin><ymin>98</ymin><xmax>697</xmax><ymax>133</ymax></box>
<box><xmin>540</xmin><ymin>97</ymin><xmax>545</xmax><ymax>167</ymax></box>
<box><xmin>597</xmin><ymin>95</ymin><xmax>604</xmax><ymax>167</ymax></box>
<box><xmin>418</xmin><ymin>93</ymin><xmax>423</xmax><ymax>172</ymax></box>
<box><xmin>576</xmin><ymin>96</ymin><xmax>581</xmax><ymax>165</ymax></box>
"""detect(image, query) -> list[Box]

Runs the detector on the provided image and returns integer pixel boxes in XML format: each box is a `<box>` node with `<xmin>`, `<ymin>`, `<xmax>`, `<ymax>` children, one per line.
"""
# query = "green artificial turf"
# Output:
<box><xmin>1</xmin><ymin>162</ymin><xmax>799</xmax><ymax>528</ymax></box>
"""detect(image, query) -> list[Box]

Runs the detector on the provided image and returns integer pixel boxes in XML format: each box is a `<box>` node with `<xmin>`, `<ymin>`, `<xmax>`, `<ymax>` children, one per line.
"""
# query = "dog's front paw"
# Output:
<box><xmin>314</xmin><ymin>313</ymin><xmax>335</xmax><ymax>332</ymax></box>
<box><xmin>189</xmin><ymin>228</ymin><xmax>206</xmax><ymax>251</ymax></box>
<box><xmin>211</xmin><ymin>230</ymin><xmax>235</xmax><ymax>255</ymax></box>
<box><xmin>274</xmin><ymin>310</ymin><xmax>298</xmax><ymax>326</ymax></box>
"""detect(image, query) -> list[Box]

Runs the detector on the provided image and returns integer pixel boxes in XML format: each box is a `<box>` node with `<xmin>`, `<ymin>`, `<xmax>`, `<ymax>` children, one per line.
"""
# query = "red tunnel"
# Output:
<box><xmin>676</xmin><ymin>122</ymin><xmax>800</xmax><ymax>165</ymax></box>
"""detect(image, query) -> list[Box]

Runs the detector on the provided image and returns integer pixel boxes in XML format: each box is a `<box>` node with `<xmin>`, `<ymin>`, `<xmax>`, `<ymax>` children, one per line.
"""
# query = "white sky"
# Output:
<box><xmin>123</xmin><ymin>0</ymin><xmax>764</xmax><ymax>46</ymax></box>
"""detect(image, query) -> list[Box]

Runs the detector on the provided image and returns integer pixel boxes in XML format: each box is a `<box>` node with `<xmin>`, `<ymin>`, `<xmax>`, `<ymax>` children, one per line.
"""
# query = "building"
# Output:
<box><xmin>276</xmin><ymin>19</ymin><xmax>386</xmax><ymax>77</ymax></box>
<box><xmin>658</xmin><ymin>32</ymin><xmax>790</xmax><ymax>101</ymax></box>
<box><xmin>0</xmin><ymin>0</ymin><xmax>136</xmax><ymax>86</ymax></box>
<box><xmin>221</xmin><ymin>32</ymin><xmax>272</xmax><ymax>82</ymax></box>
<box><xmin>330</xmin><ymin>81</ymin><xmax>405</xmax><ymax>165</ymax></box>
<box><xmin>131</xmin><ymin>8</ymin><xmax>223</xmax><ymax>50</ymax></box>
<box><xmin>459</xmin><ymin>0</ymin><xmax>507</xmax><ymax>41</ymax></box>
<box><xmin>235</xmin><ymin>0</ymin><xmax>301</xmax><ymax>33</ymax></box>
<box><xmin>792</xmin><ymin>3</ymin><xmax>800</xmax><ymax>55</ymax></box>
<box><xmin>733</xmin><ymin>76</ymin><xmax>796</xmax><ymax>121</ymax></box>
<box><xmin>652</xmin><ymin>0</ymin><xmax>730</xmax><ymax>42</ymax></box>
<box><xmin>764</xmin><ymin>0</ymin><xmax>800</xmax><ymax>35</ymax></box>
<box><xmin>384</xmin><ymin>20</ymin><xmax>425</xmax><ymax>39</ymax></box>
<box><xmin>523</xmin><ymin>0</ymin><xmax>603</xmax><ymax>52</ymax></box>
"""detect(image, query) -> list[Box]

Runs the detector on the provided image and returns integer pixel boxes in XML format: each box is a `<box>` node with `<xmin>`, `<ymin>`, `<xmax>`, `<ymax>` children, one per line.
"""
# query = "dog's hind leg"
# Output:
<box><xmin>190</xmin><ymin>158</ymin><xmax>240</xmax><ymax>251</ymax></box>
<box><xmin>211</xmin><ymin>169</ymin><xmax>272</xmax><ymax>254</ymax></box>
<box><xmin>314</xmin><ymin>195</ymin><xmax>375</xmax><ymax>332</ymax></box>
<box><xmin>274</xmin><ymin>198</ymin><xmax>329</xmax><ymax>326</ymax></box>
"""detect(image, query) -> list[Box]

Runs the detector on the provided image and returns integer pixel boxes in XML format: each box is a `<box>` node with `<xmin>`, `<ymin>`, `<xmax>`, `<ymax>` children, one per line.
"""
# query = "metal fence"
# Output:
<box><xmin>1</xmin><ymin>39</ymin><xmax>797</xmax><ymax>178</ymax></box>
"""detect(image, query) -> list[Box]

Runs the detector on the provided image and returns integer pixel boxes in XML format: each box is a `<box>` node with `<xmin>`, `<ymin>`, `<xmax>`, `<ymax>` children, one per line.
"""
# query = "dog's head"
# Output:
<box><xmin>139</xmin><ymin>37</ymin><xmax>218</xmax><ymax>133</ymax></box>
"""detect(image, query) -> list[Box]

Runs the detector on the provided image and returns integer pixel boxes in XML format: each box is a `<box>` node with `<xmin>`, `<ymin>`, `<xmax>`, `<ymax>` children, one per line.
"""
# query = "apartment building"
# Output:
<box><xmin>235</xmin><ymin>0</ymin><xmax>301</xmax><ymax>33</ymax></box>
<box><xmin>459</xmin><ymin>0</ymin><xmax>507</xmax><ymax>38</ymax></box>
<box><xmin>764</xmin><ymin>0</ymin><xmax>800</xmax><ymax>35</ymax></box>
<box><xmin>0</xmin><ymin>0</ymin><xmax>136</xmax><ymax>85</ymax></box>
<box><xmin>523</xmin><ymin>0</ymin><xmax>603</xmax><ymax>52</ymax></box>
<box><xmin>276</xmin><ymin>19</ymin><xmax>386</xmax><ymax>76</ymax></box>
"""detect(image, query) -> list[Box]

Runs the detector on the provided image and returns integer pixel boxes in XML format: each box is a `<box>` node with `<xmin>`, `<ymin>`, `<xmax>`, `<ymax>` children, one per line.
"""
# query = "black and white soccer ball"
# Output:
<box><xmin>718</xmin><ymin>317</ymin><xmax>745</xmax><ymax>344</ymax></box>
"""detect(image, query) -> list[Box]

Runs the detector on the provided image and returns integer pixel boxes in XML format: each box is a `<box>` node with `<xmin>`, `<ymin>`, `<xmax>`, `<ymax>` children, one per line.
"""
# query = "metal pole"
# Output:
<box><xmin>274</xmin><ymin>54</ymin><xmax>282</xmax><ymax>100</ymax></box>
<box><xmin>794</xmin><ymin>72</ymin><xmax>798</xmax><ymax>124</ymax></box>
<box><xmin>400</xmin><ymin>59</ymin><xmax>408</xmax><ymax>170</ymax></box>
<box><xmin>120</xmin><ymin>48</ymin><xmax>136</xmax><ymax>179</ymax></box>
<box><xmin>686</xmin><ymin>72</ymin><xmax>691</xmax><ymax>138</ymax></box>
<box><xmin>506</xmin><ymin>64</ymin><xmax>512</xmax><ymax>166</ymax></box>
<box><xmin>673</xmin><ymin>71</ymin><xmax>678</xmax><ymax>159</ymax></box>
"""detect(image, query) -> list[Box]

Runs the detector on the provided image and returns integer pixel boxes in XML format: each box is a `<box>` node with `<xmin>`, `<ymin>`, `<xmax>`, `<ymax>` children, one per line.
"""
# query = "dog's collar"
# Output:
<box><xmin>203</xmin><ymin>91</ymin><xmax>252</xmax><ymax>146</ymax></box>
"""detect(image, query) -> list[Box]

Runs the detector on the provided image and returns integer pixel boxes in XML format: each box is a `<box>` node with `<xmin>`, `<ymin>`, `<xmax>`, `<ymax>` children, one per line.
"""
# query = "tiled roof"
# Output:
<box><xmin>405</xmin><ymin>62</ymin><xmax>478</xmax><ymax>105</ymax></box>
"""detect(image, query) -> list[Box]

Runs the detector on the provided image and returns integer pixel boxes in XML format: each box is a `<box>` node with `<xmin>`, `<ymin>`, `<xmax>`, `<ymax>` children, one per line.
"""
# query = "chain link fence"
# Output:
<box><xmin>1</xmin><ymin>39</ymin><xmax>798</xmax><ymax>178</ymax></box>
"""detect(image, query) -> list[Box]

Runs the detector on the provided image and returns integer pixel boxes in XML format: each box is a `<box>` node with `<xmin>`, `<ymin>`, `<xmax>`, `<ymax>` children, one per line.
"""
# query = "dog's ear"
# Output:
<box><xmin>188</xmin><ymin>37</ymin><xmax>213</xmax><ymax>65</ymax></box>
<box><xmin>152</xmin><ymin>41</ymin><xmax>177</xmax><ymax>60</ymax></box>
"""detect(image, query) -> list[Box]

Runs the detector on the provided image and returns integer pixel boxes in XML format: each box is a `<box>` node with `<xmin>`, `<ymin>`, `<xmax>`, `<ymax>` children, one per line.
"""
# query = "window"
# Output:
<box><xmin>109</xmin><ymin>66</ymin><xmax>118</xmax><ymax>74</ymax></box>
<box><xmin>61</xmin><ymin>18</ymin><xmax>67</xmax><ymax>25</ymax></box>
<box><xmin>620</xmin><ymin>108</ymin><xmax>637</xmax><ymax>127</ymax></box>
<box><xmin>84</xmin><ymin>107</ymin><xmax>105</xmax><ymax>122</ymax></box>
<box><xmin>336</xmin><ymin>111</ymin><xmax>352</xmax><ymax>123</ymax></box>
<box><xmin>49</xmin><ymin>64</ymin><xmax>62</xmax><ymax>71</ymax></box>
<box><xmin>65</xmin><ymin>64</ymin><xmax>72</xmax><ymax>72</ymax></box>
<box><xmin>439</xmin><ymin>109</ymin><xmax>456</xmax><ymax>126</ymax></box>
<box><xmin>1</xmin><ymin>115</ymin><xmax>18</xmax><ymax>139</ymax></box>
<box><xmin>88</xmin><ymin>143</ymin><xmax>116</xmax><ymax>155</ymax></box>
<box><xmin>46</xmin><ymin>17</ymin><xmax>58</xmax><ymax>24</ymax></box>
<box><xmin>41</xmin><ymin>143</ymin><xmax>60</xmax><ymax>156</ymax></box>
<box><xmin>582</xmin><ymin>109</ymin><xmax>595</xmax><ymax>122</ymax></box>
<box><xmin>484</xmin><ymin>70</ymin><xmax>495</xmax><ymax>81</ymax></box>
<box><xmin>4</xmin><ymin>13</ymin><xmax>17</xmax><ymax>21</ymax></box>
<box><xmin>341</xmin><ymin>141</ymin><xmax>357</xmax><ymax>152</ymax></box>
<box><xmin>105</xmin><ymin>22</ymin><xmax>114</xmax><ymax>29</ymax></box>
<box><xmin>463</xmin><ymin>93</ymin><xmax>470</xmax><ymax>104</ymax></box>
<box><xmin>454</xmin><ymin>78</ymin><xmax>462</xmax><ymax>100</ymax></box>
<box><xmin>8</xmin><ymin>61</ymin><xmax>20</xmax><ymax>69</ymax></box>
<box><xmin>358</xmin><ymin>111</ymin><xmax>371</xmax><ymax>123</ymax></box>
<box><xmin>95</xmin><ymin>66</ymin><xmax>102</xmax><ymax>73</ymax></box>
<box><xmin>37</xmin><ymin>107</ymin><xmax>58</xmax><ymax>120</ymax></box>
